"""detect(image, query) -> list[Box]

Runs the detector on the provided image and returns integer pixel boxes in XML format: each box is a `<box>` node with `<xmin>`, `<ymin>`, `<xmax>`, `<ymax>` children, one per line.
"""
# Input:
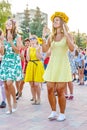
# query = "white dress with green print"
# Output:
<box><xmin>0</xmin><ymin>36</ymin><xmax>23</xmax><ymax>81</ymax></box>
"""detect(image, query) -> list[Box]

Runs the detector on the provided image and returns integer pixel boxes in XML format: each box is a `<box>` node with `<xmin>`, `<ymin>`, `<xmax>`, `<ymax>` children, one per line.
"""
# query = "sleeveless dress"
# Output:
<box><xmin>0</xmin><ymin>37</ymin><xmax>23</xmax><ymax>81</ymax></box>
<box><xmin>24</xmin><ymin>47</ymin><xmax>44</xmax><ymax>82</ymax></box>
<box><xmin>43</xmin><ymin>37</ymin><xmax>72</xmax><ymax>82</ymax></box>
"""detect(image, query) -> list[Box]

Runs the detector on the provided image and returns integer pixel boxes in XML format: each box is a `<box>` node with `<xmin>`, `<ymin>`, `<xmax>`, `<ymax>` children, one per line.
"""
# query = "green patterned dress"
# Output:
<box><xmin>0</xmin><ymin>36</ymin><xmax>23</xmax><ymax>81</ymax></box>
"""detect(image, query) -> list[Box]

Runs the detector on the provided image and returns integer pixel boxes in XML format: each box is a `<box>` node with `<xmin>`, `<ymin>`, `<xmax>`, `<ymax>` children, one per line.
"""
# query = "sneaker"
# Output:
<box><xmin>0</xmin><ymin>101</ymin><xmax>6</xmax><ymax>108</ymax></box>
<box><xmin>57</xmin><ymin>113</ymin><xmax>66</xmax><ymax>121</ymax></box>
<box><xmin>6</xmin><ymin>110</ymin><xmax>12</xmax><ymax>114</ymax></box>
<box><xmin>12</xmin><ymin>108</ymin><xmax>17</xmax><ymax>113</ymax></box>
<box><xmin>48</xmin><ymin>111</ymin><xmax>58</xmax><ymax>120</ymax></box>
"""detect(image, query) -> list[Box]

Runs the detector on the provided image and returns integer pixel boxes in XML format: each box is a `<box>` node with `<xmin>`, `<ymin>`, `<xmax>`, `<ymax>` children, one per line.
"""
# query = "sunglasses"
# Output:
<box><xmin>30</xmin><ymin>37</ymin><xmax>36</xmax><ymax>41</ymax></box>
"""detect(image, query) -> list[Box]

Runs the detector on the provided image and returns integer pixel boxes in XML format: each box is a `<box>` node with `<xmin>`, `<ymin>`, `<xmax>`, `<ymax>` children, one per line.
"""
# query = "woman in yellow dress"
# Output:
<box><xmin>24</xmin><ymin>35</ymin><xmax>44</xmax><ymax>105</ymax></box>
<box><xmin>42</xmin><ymin>12</ymin><xmax>74</xmax><ymax>121</ymax></box>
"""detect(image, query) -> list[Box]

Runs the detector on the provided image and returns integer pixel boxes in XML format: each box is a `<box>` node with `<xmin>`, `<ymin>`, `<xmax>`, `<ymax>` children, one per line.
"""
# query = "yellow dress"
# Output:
<box><xmin>43</xmin><ymin>37</ymin><xmax>72</xmax><ymax>82</ymax></box>
<box><xmin>24</xmin><ymin>47</ymin><xmax>44</xmax><ymax>82</ymax></box>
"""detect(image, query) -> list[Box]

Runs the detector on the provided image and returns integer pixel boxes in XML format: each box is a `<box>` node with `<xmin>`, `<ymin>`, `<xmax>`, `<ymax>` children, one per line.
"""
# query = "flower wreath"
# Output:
<box><xmin>51</xmin><ymin>12</ymin><xmax>69</xmax><ymax>23</ymax></box>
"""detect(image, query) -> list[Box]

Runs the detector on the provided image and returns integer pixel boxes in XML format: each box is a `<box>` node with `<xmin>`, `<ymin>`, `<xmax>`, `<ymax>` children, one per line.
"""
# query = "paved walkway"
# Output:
<box><xmin>0</xmin><ymin>82</ymin><xmax>87</xmax><ymax>130</ymax></box>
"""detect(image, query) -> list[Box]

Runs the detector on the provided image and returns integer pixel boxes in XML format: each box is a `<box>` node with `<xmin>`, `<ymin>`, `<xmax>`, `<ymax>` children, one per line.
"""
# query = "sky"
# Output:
<box><xmin>2</xmin><ymin>0</ymin><xmax>87</xmax><ymax>34</ymax></box>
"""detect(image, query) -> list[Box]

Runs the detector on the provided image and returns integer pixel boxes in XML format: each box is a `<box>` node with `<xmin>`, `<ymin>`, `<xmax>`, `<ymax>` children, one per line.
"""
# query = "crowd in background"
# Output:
<box><xmin>0</xmin><ymin>13</ymin><xmax>87</xmax><ymax>122</ymax></box>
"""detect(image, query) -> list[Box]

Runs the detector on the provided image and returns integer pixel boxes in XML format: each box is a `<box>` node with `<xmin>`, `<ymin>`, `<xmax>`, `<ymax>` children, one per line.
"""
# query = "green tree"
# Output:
<box><xmin>74</xmin><ymin>30</ymin><xmax>86</xmax><ymax>49</ymax></box>
<box><xmin>20</xmin><ymin>4</ymin><xmax>30</xmax><ymax>40</ymax></box>
<box><xmin>29</xmin><ymin>7</ymin><xmax>46</xmax><ymax>37</ymax></box>
<box><xmin>0</xmin><ymin>0</ymin><xmax>12</xmax><ymax>30</ymax></box>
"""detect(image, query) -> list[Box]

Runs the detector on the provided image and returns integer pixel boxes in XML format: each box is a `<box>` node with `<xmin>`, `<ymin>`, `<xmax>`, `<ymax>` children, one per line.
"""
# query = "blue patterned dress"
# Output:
<box><xmin>68</xmin><ymin>50</ymin><xmax>76</xmax><ymax>74</ymax></box>
<box><xmin>0</xmin><ymin>36</ymin><xmax>23</xmax><ymax>81</ymax></box>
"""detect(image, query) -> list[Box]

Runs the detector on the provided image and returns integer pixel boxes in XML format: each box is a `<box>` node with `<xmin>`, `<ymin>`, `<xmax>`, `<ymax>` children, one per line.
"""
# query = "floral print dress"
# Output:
<box><xmin>0</xmin><ymin>37</ymin><xmax>23</xmax><ymax>81</ymax></box>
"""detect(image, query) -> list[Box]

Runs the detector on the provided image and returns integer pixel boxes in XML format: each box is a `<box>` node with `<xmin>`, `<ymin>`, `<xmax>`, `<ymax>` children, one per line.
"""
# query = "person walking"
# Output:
<box><xmin>0</xmin><ymin>19</ymin><xmax>23</xmax><ymax>114</ymax></box>
<box><xmin>24</xmin><ymin>35</ymin><xmax>44</xmax><ymax>105</ymax></box>
<box><xmin>0</xmin><ymin>29</ymin><xmax>6</xmax><ymax>108</ymax></box>
<box><xmin>42</xmin><ymin>11</ymin><xmax>74</xmax><ymax>121</ymax></box>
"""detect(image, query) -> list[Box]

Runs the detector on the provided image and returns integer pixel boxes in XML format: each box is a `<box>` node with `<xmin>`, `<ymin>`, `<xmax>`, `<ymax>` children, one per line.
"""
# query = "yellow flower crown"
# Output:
<box><xmin>37</xmin><ymin>37</ymin><xmax>43</xmax><ymax>44</ymax></box>
<box><xmin>51</xmin><ymin>12</ymin><xmax>69</xmax><ymax>23</ymax></box>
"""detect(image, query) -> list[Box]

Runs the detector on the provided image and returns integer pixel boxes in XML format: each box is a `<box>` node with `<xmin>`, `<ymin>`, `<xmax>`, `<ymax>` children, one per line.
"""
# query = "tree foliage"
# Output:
<box><xmin>73</xmin><ymin>30</ymin><xmax>86</xmax><ymax>49</ymax></box>
<box><xmin>29</xmin><ymin>7</ymin><xmax>46</xmax><ymax>37</ymax></box>
<box><xmin>0</xmin><ymin>0</ymin><xmax>12</xmax><ymax>30</ymax></box>
<box><xmin>20</xmin><ymin>5</ymin><xmax>30</xmax><ymax>40</ymax></box>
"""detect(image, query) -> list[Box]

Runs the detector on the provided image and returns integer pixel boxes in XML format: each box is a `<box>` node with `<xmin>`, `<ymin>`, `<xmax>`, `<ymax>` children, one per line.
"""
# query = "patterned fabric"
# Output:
<box><xmin>43</xmin><ymin>37</ymin><xmax>72</xmax><ymax>82</ymax></box>
<box><xmin>0</xmin><ymin>37</ymin><xmax>23</xmax><ymax>81</ymax></box>
<box><xmin>68</xmin><ymin>51</ymin><xmax>77</xmax><ymax>74</ymax></box>
<box><xmin>24</xmin><ymin>47</ymin><xmax>44</xmax><ymax>82</ymax></box>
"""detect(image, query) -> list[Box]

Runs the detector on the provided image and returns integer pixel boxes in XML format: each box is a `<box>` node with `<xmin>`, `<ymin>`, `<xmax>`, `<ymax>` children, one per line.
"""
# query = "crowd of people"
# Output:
<box><xmin>0</xmin><ymin>11</ymin><xmax>87</xmax><ymax>122</ymax></box>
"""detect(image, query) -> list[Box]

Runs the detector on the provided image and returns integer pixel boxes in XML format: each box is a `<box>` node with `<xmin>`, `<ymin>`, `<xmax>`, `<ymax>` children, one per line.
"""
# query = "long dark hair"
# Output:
<box><xmin>0</xmin><ymin>29</ymin><xmax>2</xmax><ymax>36</ymax></box>
<box><xmin>6</xmin><ymin>19</ymin><xmax>17</xmax><ymax>40</ymax></box>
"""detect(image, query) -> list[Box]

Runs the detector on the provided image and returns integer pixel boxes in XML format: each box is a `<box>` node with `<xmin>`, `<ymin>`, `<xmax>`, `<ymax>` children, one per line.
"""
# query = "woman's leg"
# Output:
<box><xmin>19</xmin><ymin>80</ymin><xmax>24</xmax><ymax>95</ymax></box>
<box><xmin>0</xmin><ymin>81</ymin><xmax>6</xmax><ymax>108</ymax></box>
<box><xmin>68</xmin><ymin>81</ymin><xmax>74</xmax><ymax>99</ymax></box>
<box><xmin>6</xmin><ymin>81</ymin><xmax>17</xmax><ymax>109</ymax></box>
<box><xmin>15</xmin><ymin>81</ymin><xmax>20</xmax><ymax>96</ymax></box>
<box><xmin>47</xmin><ymin>82</ymin><xmax>56</xmax><ymax>111</ymax></box>
<box><xmin>34</xmin><ymin>82</ymin><xmax>41</xmax><ymax>104</ymax></box>
<box><xmin>80</xmin><ymin>68</ymin><xmax>84</xmax><ymax>84</ymax></box>
<box><xmin>78</xmin><ymin>68</ymin><xmax>84</xmax><ymax>85</ymax></box>
<box><xmin>16</xmin><ymin>80</ymin><xmax>24</xmax><ymax>100</ymax></box>
<box><xmin>0</xmin><ymin>81</ymin><xmax>6</xmax><ymax>102</ymax></box>
<box><xmin>29</xmin><ymin>82</ymin><xmax>36</xmax><ymax>103</ymax></box>
<box><xmin>56</xmin><ymin>82</ymin><xmax>67</xmax><ymax>113</ymax></box>
<box><xmin>64</xmin><ymin>83</ymin><xmax>68</xmax><ymax>98</ymax></box>
<box><xmin>47</xmin><ymin>82</ymin><xmax>57</xmax><ymax>119</ymax></box>
<box><xmin>4</xmin><ymin>81</ymin><xmax>12</xmax><ymax>112</ymax></box>
<box><xmin>56</xmin><ymin>82</ymin><xmax>67</xmax><ymax>121</ymax></box>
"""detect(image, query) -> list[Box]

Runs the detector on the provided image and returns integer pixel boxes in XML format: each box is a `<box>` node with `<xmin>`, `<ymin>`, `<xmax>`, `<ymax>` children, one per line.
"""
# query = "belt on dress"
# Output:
<box><xmin>29</xmin><ymin>60</ymin><xmax>39</xmax><ymax>66</ymax></box>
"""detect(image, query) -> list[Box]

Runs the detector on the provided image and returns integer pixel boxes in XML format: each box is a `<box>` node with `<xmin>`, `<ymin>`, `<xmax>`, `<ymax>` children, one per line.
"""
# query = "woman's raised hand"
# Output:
<box><xmin>63</xmin><ymin>23</ymin><xmax>69</xmax><ymax>36</ymax></box>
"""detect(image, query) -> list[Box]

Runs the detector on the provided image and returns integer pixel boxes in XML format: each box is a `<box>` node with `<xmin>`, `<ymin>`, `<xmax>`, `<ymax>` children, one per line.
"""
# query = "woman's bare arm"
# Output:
<box><xmin>42</xmin><ymin>37</ymin><xmax>51</xmax><ymax>52</ymax></box>
<box><xmin>63</xmin><ymin>24</ymin><xmax>74</xmax><ymax>52</ymax></box>
<box><xmin>26</xmin><ymin>47</ymin><xmax>30</xmax><ymax>62</ymax></box>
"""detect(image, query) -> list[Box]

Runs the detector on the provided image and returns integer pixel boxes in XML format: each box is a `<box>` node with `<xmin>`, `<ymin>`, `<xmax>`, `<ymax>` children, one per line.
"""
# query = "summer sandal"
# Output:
<box><xmin>68</xmin><ymin>96</ymin><xmax>74</xmax><ymax>100</ymax></box>
<box><xmin>35</xmin><ymin>100</ymin><xmax>40</xmax><ymax>105</ymax></box>
<box><xmin>32</xmin><ymin>100</ymin><xmax>37</xmax><ymax>105</ymax></box>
